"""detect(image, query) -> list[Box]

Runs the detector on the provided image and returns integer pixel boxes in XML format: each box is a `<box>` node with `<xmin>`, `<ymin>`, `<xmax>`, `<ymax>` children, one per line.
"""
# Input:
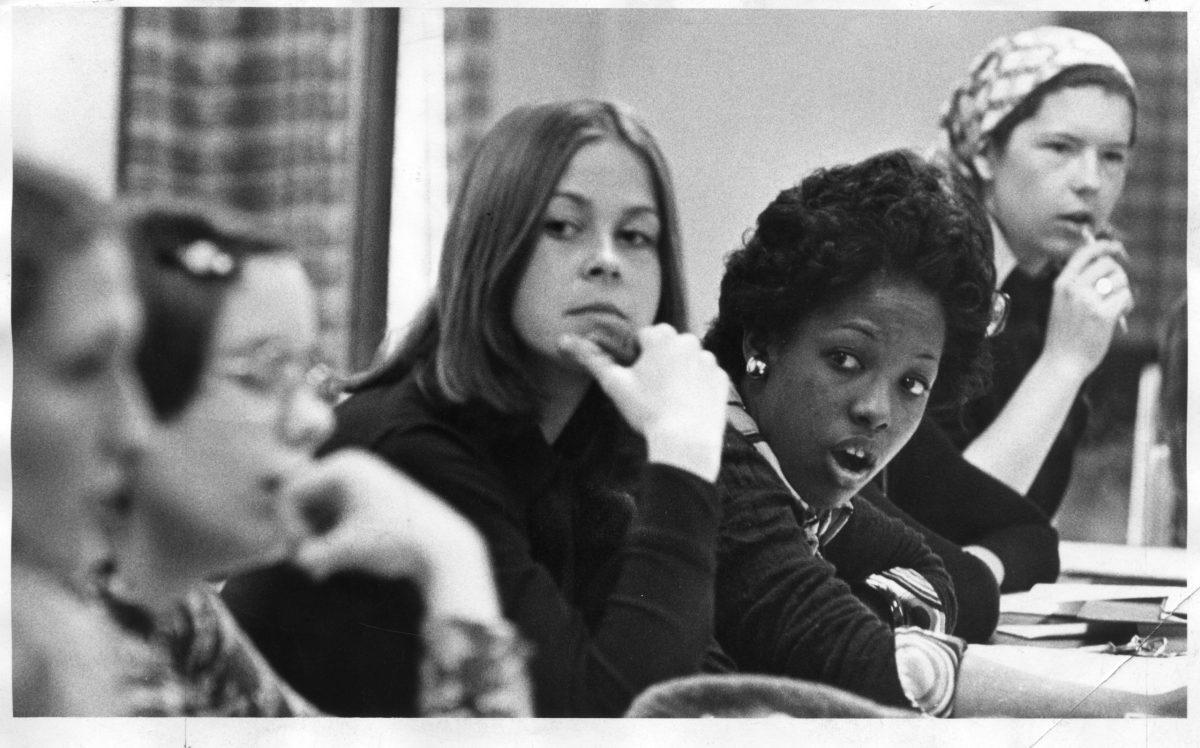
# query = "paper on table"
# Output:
<box><xmin>995</xmin><ymin>622</ymin><xmax>1092</xmax><ymax>639</ymax></box>
<box><xmin>999</xmin><ymin>596</ymin><xmax>1085</xmax><ymax>617</ymax></box>
<box><xmin>1025</xmin><ymin>583</ymin><xmax>1184</xmax><ymax>600</ymax></box>
<box><xmin>1000</xmin><ymin>583</ymin><xmax>1185</xmax><ymax>616</ymax></box>
<box><xmin>1076</xmin><ymin>599</ymin><xmax>1176</xmax><ymax>626</ymax></box>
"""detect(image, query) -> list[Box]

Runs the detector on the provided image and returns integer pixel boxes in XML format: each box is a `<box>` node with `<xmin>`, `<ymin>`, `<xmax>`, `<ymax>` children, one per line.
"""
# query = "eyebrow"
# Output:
<box><xmin>840</xmin><ymin>320</ymin><xmax>880</xmax><ymax>340</ymax></box>
<box><xmin>549</xmin><ymin>191</ymin><xmax>587</xmax><ymax>208</ymax></box>
<box><xmin>1041</xmin><ymin>131</ymin><xmax>1131</xmax><ymax>149</ymax></box>
<box><xmin>838</xmin><ymin>321</ymin><xmax>941</xmax><ymax>362</ymax></box>
<box><xmin>550</xmin><ymin>191</ymin><xmax>658</xmax><ymax>218</ymax></box>
<box><xmin>624</xmin><ymin>205</ymin><xmax>660</xmax><ymax>221</ymax></box>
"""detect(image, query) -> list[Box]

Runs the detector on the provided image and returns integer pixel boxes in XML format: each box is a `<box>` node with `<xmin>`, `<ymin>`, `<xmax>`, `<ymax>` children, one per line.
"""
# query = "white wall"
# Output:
<box><xmin>492</xmin><ymin>9</ymin><xmax>1054</xmax><ymax>329</ymax></box>
<box><xmin>12</xmin><ymin>7</ymin><xmax>123</xmax><ymax>198</ymax></box>
<box><xmin>6</xmin><ymin>7</ymin><xmax>1058</xmax><ymax>327</ymax></box>
<box><xmin>4</xmin><ymin>6</ymin><xmax>1059</xmax><ymax>329</ymax></box>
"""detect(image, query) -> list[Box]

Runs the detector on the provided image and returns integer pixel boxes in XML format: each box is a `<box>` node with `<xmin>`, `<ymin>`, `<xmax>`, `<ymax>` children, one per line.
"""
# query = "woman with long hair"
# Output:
<box><xmin>222</xmin><ymin>100</ymin><xmax>730</xmax><ymax>717</ymax></box>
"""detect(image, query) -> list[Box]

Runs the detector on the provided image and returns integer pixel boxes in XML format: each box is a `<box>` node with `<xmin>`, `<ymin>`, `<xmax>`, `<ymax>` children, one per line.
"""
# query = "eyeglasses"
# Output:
<box><xmin>986</xmin><ymin>291</ymin><xmax>1010</xmax><ymax>338</ymax></box>
<box><xmin>208</xmin><ymin>339</ymin><xmax>342</xmax><ymax>432</ymax></box>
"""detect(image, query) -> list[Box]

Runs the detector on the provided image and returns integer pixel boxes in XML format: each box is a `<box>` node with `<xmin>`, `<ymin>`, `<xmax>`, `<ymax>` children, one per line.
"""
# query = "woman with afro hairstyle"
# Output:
<box><xmin>701</xmin><ymin>149</ymin><xmax>1184</xmax><ymax>717</ymax></box>
<box><xmin>706</xmin><ymin>148</ymin><xmax>1010</xmax><ymax>643</ymax></box>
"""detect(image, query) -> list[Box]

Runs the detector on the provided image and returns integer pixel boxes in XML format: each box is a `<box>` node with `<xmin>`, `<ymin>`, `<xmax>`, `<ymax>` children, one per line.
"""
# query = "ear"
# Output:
<box><xmin>741</xmin><ymin>330</ymin><xmax>768</xmax><ymax>364</ymax></box>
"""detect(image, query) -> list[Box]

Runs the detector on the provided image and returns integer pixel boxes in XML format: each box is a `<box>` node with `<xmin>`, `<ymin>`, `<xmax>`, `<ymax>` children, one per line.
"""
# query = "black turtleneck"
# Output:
<box><xmin>222</xmin><ymin>373</ymin><xmax>720</xmax><ymax>717</ymax></box>
<box><xmin>884</xmin><ymin>267</ymin><xmax>1072</xmax><ymax>598</ymax></box>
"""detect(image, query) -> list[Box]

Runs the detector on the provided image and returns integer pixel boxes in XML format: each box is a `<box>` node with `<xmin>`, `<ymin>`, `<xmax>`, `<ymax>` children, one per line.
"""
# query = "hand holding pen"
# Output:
<box><xmin>1040</xmin><ymin>224</ymin><xmax>1134</xmax><ymax>382</ymax></box>
<box><xmin>1080</xmin><ymin>225</ymin><xmax>1131</xmax><ymax>334</ymax></box>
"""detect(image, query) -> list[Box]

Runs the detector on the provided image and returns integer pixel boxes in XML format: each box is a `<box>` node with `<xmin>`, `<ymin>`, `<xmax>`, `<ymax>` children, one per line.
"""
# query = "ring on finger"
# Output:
<box><xmin>1094</xmin><ymin>276</ymin><xmax>1115</xmax><ymax>297</ymax></box>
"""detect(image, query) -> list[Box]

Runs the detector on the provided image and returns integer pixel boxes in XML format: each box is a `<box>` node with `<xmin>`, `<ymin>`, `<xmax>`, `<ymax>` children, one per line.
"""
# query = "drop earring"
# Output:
<box><xmin>745</xmin><ymin>355</ymin><xmax>768</xmax><ymax>379</ymax></box>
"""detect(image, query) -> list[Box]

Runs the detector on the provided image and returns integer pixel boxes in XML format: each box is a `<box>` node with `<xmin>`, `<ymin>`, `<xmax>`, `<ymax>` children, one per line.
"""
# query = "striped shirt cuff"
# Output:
<box><xmin>893</xmin><ymin>627</ymin><xmax>967</xmax><ymax>718</ymax></box>
<box><xmin>863</xmin><ymin>567</ymin><xmax>947</xmax><ymax>633</ymax></box>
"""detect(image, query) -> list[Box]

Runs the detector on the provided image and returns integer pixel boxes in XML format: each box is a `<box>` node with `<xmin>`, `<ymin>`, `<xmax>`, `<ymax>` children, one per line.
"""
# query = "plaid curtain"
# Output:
<box><xmin>1051</xmin><ymin>12</ymin><xmax>1186</xmax><ymax>545</ymax></box>
<box><xmin>117</xmin><ymin>7</ymin><xmax>370</xmax><ymax>369</ymax></box>
<box><xmin>1057</xmin><ymin>11</ymin><xmax>1187</xmax><ymax>344</ymax></box>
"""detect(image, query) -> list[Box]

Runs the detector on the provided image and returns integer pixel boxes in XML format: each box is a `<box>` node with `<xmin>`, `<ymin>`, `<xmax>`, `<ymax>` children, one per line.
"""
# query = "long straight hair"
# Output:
<box><xmin>355</xmin><ymin>100</ymin><xmax>688</xmax><ymax>418</ymax></box>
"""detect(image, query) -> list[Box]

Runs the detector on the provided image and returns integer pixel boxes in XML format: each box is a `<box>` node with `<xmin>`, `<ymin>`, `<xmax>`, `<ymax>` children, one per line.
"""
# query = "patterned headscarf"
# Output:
<box><xmin>934</xmin><ymin>26</ymin><xmax>1135</xmax><ymax>182</ymax></box>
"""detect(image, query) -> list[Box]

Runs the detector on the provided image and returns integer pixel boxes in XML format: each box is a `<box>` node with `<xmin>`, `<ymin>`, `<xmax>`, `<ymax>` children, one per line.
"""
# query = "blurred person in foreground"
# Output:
<box><xmin>98</xmin><ymin>204</ymin><xmax>532</xmax><ymax>716</ymax></box>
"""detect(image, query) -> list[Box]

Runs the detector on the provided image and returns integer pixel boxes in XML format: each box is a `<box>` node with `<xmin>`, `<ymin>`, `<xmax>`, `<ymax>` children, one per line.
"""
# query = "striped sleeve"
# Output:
<box><xmin>893</xmin><ymin>627</ymin><xmax>967</xmax><ymax>717</ymax></box>
<box><xmin>862</xmin><ymin>567</ymin><xmax>948</xmax><ymax>634</ymax></box>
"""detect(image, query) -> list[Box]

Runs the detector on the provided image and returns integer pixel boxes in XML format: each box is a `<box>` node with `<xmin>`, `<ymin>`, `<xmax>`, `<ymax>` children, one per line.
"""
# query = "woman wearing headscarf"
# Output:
<box><xmin>885</xmin><ymin>26</ymin><xmax>1138</xmax><ymax>591</ymax></box>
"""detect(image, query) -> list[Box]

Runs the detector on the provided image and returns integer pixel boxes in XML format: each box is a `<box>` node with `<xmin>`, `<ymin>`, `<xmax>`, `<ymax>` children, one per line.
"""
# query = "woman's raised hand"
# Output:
<box><xmin>1042</xmin><ymin>237</ymin><xmax>1133</xmax><ymax>382</ymax></box>
<box><xmin>559</xmin><ymin>323</ymin><xmax>729</xmax><ymax>481</ymax></box>
<box><xmin>280</xmin><ymin>449</ymin><xmax>500</xmax><ymax>620</ymax></box>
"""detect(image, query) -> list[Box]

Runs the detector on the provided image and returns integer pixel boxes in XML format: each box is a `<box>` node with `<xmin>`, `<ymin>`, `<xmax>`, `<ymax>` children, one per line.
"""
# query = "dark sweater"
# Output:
<box><xmin>884</xmin><ymin>268</ymin><xmax>1069</xmax><ymax>593</ymax></box>
<box><xmin>223</xmin><ymin>375</ymin><xmax>720</xmax><ymax>717</ymax></box>
<box><xmin>932</xmin><ymin>267</ymin><xmax>1088</xmax><ymax>517</ymax></box>
<box><xmin>712</xmin><ymin>428</ymin><xmax>956</xmax><ymax>708</ymax></box>
<box><xmin>884</xmin><ymin>417</ymin><xmax>1060</xmax><ymax>593</ymax></box>
<box><xmin>860</xmin><ymin>479</ymin><xmax>1000</xmax><ymax>641</ymax></box>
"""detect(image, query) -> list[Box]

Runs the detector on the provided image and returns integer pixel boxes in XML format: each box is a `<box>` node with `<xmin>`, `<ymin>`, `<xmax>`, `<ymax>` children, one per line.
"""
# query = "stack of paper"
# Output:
<box><xmin>997</xmin><ymin>583</ymin><xmax>1192</xmax><ymax>640</ymax></box>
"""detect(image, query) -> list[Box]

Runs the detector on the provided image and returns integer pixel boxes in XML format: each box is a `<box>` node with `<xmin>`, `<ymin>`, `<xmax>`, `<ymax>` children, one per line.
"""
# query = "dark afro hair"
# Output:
<box><xmin>703</xmin><ymin>149</ymin><xmax>995</xmax><ymax>409</ymax></box>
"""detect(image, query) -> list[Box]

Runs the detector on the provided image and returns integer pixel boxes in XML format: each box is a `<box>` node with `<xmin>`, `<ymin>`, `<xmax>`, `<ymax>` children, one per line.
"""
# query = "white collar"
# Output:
<box><xmin>726</xmin><ymin>386</ymin><xmax>857</xmax><ymax>522</ymax></box>
<box><xmin>990</xmin><ymin>216</ymin><xmax>1019</xmax><ymax>289</ymax></box>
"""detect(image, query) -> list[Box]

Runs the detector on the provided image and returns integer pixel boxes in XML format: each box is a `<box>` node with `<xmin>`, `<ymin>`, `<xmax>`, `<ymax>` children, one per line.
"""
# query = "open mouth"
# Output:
<box><xmin>832</xmin><ymin>445</ymin><xmax>875</xmax><ymax>474</ymax></box>
<box><xmin>828</xmin><ymin>439</ymin><xmax>879</xmax><ymax>482</ymax></box>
